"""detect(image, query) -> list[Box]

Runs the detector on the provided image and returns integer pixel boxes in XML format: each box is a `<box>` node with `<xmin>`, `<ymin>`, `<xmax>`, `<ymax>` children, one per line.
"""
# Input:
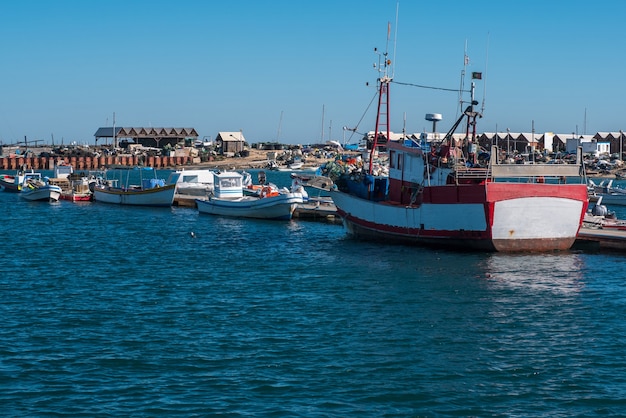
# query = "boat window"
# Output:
<box><xmin>397</xmin><ymin>153</ymin><xmax>403</xmax><ymax>170</ymax></box>
<box><xmin>389</xmin><ymin>150</ymin><xmax>396</xmax><ymax>168</ymax></box>
<box><xmin>220</xmin><ymin>178</ymin><xmax>241</xmax><ymax>187</ymax></box>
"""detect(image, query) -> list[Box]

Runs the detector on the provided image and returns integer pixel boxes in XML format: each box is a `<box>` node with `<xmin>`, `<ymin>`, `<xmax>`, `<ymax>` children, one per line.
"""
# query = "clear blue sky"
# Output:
<box><xmin>1</xmin><ymin>0</ymin><xmax>624</xmax><ymax>146</ymax></box>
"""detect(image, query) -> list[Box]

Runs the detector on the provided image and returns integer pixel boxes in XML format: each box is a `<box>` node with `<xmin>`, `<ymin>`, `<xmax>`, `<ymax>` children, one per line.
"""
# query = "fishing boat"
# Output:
<box><xmin>20</xmin><ymin>174</ymin><xmax>62</xmax><ymax>202</ymax></box>
<box><xmin>0</xmin><ymin>169</ymin><xmax>40</xmax><ymax>192</ymax></box>
<box><xmin>49</xmin><ymin>164</ymin><xmax>94</xmax><ymax>202</ymax></box>
<box><xmin>93</xmin><ymin>169</ymin><xmax>177</xmax><ymax>207</ymax></box>
<box><xmin>59</xmin><ymin>174</ymin><xmax>95</xmax><ymax>202</ymax></box>
<box><xmin>322</xmin><ymin>39</ymin><xmax>589</xmax><ymax>252</ymax></box>
<box><xmin>196</xmin><ymin>171</ymin><xmax>304</xmax><ymax>220</ymax></box>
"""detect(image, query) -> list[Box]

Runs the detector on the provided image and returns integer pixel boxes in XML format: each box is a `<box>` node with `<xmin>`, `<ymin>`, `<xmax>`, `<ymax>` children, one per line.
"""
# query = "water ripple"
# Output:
<box><xmin>1</xmin><ymin>176</ymin><xmax>626</xmax><ymax>416</ymax></box>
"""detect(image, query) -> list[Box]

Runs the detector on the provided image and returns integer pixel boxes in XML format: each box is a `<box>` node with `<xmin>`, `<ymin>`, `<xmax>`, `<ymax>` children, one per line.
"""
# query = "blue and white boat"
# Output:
<box><xmin>20</xmin><ymin>174</ymin><xmax>62</xmax><ymax>202</ymax></box>
<box><xmin>93</xmin><ymin>169</ymin><xmax>177</xmax><ymax>207</ymax></box>
<box><xmin>196</xmin><ymin>171</ymin><xmax>304</xmax><ymax>220</ymax></box>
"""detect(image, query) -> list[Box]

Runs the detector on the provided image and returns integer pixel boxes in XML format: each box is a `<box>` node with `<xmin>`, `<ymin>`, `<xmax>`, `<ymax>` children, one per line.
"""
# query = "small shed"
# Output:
<box><xmin>215</xmin><ymin>132</ymin><xmax>247</xmax><ymax>156</ymax></box>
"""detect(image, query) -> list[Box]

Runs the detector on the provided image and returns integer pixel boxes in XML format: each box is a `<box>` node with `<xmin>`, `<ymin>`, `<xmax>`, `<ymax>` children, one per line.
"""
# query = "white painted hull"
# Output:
<box><xmin>331</xmin><ymin>183</ymin><xmax>588</xmax><ymax>252</ymax></box>
<box><xmin>20</xmin><ymin>185</ymin><xmax>62</xmax><ymax>202</ymax></box>
<box><xmin>93</xmin><ymin>184</ymin><xmax>176</xmax><ymax>207</ymax></box>
<box><xmin>490</xmin><ymin>196</ymin><xmax>583</xmax><ymax>243</ymax></box>
<box><xmin>196</xmin><ymin>193</ymin><xmax>303</xmax><ymax>220</ymax></box>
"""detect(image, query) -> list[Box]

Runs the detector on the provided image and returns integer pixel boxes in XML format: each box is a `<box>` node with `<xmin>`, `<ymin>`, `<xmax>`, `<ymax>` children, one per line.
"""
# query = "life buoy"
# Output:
<box><xmin>261</xmin><ymin>186</ymin><xmax>277</xmax><ymax>198</ymax></box>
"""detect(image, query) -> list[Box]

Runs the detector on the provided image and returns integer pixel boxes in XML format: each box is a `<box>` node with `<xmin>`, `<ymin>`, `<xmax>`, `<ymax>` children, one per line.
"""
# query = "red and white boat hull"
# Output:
<box><xmin>332</xmin><ymin>182</ymin><xmax>588</xmax><ymax>252</ymax></box>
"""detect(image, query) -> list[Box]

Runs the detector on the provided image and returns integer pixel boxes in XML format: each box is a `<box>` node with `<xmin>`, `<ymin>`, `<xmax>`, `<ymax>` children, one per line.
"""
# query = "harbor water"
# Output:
<box><xmin>1</xmin><ymin>169</ymin><xmax>626</xmax><ymax>416</ymax></box>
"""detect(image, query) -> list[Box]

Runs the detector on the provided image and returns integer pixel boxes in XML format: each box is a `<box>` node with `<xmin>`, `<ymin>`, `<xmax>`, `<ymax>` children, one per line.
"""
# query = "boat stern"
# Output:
<box><xmin>487</xmin><ymin>183</ymin><xmax>588</xmax><ymax>252</ymax></box>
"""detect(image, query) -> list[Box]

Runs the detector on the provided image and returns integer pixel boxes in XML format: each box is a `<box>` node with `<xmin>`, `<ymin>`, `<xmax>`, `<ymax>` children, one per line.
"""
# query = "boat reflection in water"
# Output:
<box><xmin>480</xmin><ymin>253</ymin><xmax>585</xmax><ymax>295</ymax></box>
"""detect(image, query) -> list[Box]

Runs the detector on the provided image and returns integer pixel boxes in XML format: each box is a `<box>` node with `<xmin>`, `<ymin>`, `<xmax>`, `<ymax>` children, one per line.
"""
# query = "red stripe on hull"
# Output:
<box><xmin>336</xmin><ymin>207</ymin><xmax>496</xmax><ymax>251</ymax></box>
<box><xmin>60</xmin><ymin>194</ymin><xmax>93</xmax><ymax>202</ymax></box>
<box><xmin>334</xmin><ymin>181</ymin><xmax>589</xmax><ymax>252</ymax></box>
<box><xmin>485</xmin><ymin>182</ymin><xmax>589</xmax><ymax>201</ymax></box>
<box><xmin>422</xmin><ymin>184</ymin><xmax>487</xmax><ymax>204</ymax></box>
<box><xmin>421</xmin><ymin>182</ymin><xmax>589</xmax><ymax>205</ymax></box>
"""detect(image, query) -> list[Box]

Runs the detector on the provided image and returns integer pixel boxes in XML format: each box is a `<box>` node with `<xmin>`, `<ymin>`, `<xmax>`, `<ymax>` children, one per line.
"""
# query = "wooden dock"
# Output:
<box><xmin>292</xmin><ymin>199</ymin><xmax>341</xmax><ymax>223</ymax></box>
<box><xmin>173</xmin><ymin>194</ymin><xmax>341</xmax><ymax>223</ymax></box>
<box><xmin>575</xmin><ymin>227</ymin><xmax>626</xmax><ymax>251</ymax></box>
<box><xmin>173</xmin><ymin>194</ymin><xmax>198</xmax><ymax>207</ymax></box>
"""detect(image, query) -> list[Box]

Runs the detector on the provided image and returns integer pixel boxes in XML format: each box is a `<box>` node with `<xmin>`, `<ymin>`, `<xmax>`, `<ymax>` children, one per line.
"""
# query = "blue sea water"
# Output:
<box><xmin>1</xmin><ymin>169</ymin><xmax>626</xmax><ymax>416</ymax></box>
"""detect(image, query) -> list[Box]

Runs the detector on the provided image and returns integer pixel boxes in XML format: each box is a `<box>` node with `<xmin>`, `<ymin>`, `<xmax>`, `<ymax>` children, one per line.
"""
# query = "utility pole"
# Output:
<box><xmin>507</xmin><ymin>128</ymin><xmax>510</xmax><ymax>156</ymax></box>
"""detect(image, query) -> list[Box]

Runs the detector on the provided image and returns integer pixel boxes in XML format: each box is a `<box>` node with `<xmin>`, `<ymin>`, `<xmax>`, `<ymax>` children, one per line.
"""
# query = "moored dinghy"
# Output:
<box><xmin>0</xmin><ymin>169</ymin><xmax>41</xmax><ymax>193</ymax></box>
<box><xmin>20</xmin><ymin>174</ymin><xmax>62</xmax><ymax>202</ymax></box>
<box><xmin>93</xmin><ymin>168</ymin><xmax>177</xmax><ymax>207</ymax></box>
<box><xmin>196</xmin><ymin>171</ymin><xmax>304</xmax><ymax>220</ymax></box>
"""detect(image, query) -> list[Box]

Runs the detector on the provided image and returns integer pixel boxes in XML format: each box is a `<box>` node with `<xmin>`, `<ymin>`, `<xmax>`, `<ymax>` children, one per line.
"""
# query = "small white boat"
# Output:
<box><xmin>20</xmin><ymin>175</ymin><xmax>62</xmax><ymax>202</ymax></box>
<box><xmin>0</xmin><ymin>169</ymin><xmax>41</xmax><ymax>193</ymax></box>
<box><xmin>167</xmin><ymin>168</ymin><xmax>215</xmax><ymax>197</ymax></box>
<box><xmin>290</xmin><ymin>173</ymin><xmax>334</xmax><ymax>191</ymax></box>
<box><xmin>93</xmin><ymin>169</ymin><xmax>177</xmax><ymax>207</ymax></box>
<box><xmin>275</xmin><ymin>161</ymin><xmax>305</xmax><ymax>172</ymax></box>
<box><xmin>196</xmin><ymin>171</ymin><xmax>304</xmax><ymax>220</ymax></box>
<box><xmin>288</xmin><ymin>161</ymin><xmax>304</xmax><ymax>170</ymax></box>
<box><xmin>588</xmin><ymin>179</ymin><xmax>626</xmax><ymax>206</ymax></box>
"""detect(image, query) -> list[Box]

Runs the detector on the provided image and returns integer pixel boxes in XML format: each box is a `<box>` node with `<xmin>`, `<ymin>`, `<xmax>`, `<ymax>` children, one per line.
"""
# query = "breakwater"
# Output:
<box><xmin>0</xmin><ymin>155</ymin><xmax>193</xmax><ymax>170</ymax></box>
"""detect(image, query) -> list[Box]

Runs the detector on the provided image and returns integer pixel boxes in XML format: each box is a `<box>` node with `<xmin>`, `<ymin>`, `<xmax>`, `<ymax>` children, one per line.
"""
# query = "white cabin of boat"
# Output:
<box><xmin>213</xmin><ymin>172</ymin><xmax>244</xmax><ymax>199</ymax></box>
<box><xmin>53</xmin><ymin>164</ymin><xmax>74</xmax><ymax>179</ymax></box>
<box><xmin>167</xmin><ymin>169</ymin><xmax>214</xmax><ymax>188</ymax></box>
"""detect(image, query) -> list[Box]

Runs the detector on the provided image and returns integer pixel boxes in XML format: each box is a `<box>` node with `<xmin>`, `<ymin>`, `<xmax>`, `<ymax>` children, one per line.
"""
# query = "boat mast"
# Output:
<box><xmin>113</xmin><ymin>112</ymin><xmax>116</xmax><ymax>149</ymax></box>
<box><xmin>320</xmin><ymin>105</ymin><xmax>325</xmax><ymax>142</ymax></box>
<box><xmin>464</xmin><ymin>82</ymin><xmax>480</xmax><ymax>164</ymax></box>
<box><xmin>370</xmin><ymin>75</ymin><xmax>391</xmax><ymax>174</ymax></box>
<box><xmin>276</xmin><ymin>110</ymin><xmax>283</xmax><ymax>142</ymax></box>
<box><xmin>369</xmin><ymin>23</ymin><xmax>393</xmax><ymax>175</ymax></box>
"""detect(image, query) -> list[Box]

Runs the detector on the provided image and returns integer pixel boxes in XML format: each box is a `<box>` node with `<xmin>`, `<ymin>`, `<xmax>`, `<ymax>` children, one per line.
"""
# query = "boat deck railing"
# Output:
<box><xmin>487</xmin><ymin>145</ymin><xmax>585</xmax><ymax>180</ymax></box>
<box><xmin>454</xmin><ymin>167</ymin><xmax>491</xmax><ymax>179</ymax></box>
<box><xmin>450</xmin><ymin>146</ymin><xmax>585</xmax><ymax>183</ymax></box>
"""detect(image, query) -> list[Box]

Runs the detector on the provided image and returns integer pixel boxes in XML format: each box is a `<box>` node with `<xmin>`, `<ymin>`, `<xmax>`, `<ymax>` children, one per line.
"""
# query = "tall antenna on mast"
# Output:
<box><xmin>320</xmin><ymin>105</ymin><xmax>325</xmax><ymax>142</ymax></box>
<box><xmin>481</xmin><ymin>32</ymin><xmax>489</xmax><ymax>115</ymax></box>
<box><xmin>390</xmin><ymin>1</ymin><xmax>399</xmax><ymax>79</ymax></box>
<box><xmin>276</xmin><ymin>110</ymin><xmax>283</xmax><ymax>142</ymax></box>
<box><xmin>458</xmin><ymin>40</ymin><xmax>468</xmax><ymax>116</ymax></box>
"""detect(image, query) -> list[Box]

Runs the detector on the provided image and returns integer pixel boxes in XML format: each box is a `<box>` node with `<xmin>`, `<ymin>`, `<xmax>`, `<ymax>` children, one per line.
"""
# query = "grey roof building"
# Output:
<box><xmin>94</xmin><ymin>127</ymin><xmax>199</xmax><ymax>148</ymax></box>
